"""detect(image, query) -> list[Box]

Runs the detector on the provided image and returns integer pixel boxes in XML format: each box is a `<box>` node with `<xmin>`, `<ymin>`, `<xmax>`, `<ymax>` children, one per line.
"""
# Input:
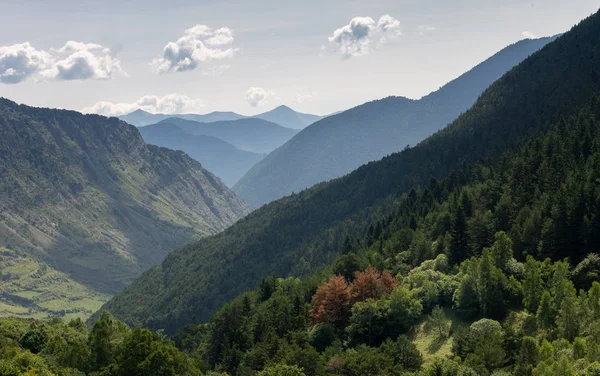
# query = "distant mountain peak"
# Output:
<box><xmin>130</xmin><ymin>108</ymin><xmax>151</xmax><ymax>115</ymax></box>
<box><xmin>253</xmin><ymin>105</ymin><xmax>323</xmax><ymax>130</ymax></box>
<box><xmin>272</xmin><ymin>105</ymin><xmax>294</xmax><ymax>112</ymax></box>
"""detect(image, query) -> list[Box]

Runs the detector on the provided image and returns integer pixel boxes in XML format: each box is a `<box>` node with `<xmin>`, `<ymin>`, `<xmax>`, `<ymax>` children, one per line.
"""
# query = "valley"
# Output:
<box><xmin>0</xmin><ymin>3</ymin><xmax>598</xmax><ymax>376</ymax></box>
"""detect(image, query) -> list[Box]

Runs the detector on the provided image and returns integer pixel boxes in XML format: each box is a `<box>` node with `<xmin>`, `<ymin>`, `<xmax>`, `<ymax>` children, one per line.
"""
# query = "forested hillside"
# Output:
<box><xmin>101</xmin><ymin>9</ymin><xmax>600</xmax><ymax>336</ymax></box>
<box><xmin>0</xmin><ymin>100</ymin><xmax>249</xmax><ymax>319</ymax></box>
<box><xmin>233</xmin><ymin>35</ymin><xmax>558</xmax><ymax>208</ymax></box>
<box><xmin>139</xmin><ymin>122</ymin><xmax>264</xmax><ymax>186</ymax></box>
<box><xmin>0</xmin><ymin>313</ymin><xmax>202</xmax><ymax>375</ymax></box>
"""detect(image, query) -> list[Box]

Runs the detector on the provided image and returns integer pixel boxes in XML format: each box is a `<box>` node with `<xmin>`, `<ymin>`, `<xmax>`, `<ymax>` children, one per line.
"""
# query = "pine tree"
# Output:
<box><xmin>537</xmin><ymin>290</ymin><xmax>555</xmax><ymax>330</ymax></box>
<box><xmin>523</xmin><ymin>256</ymin><xmax>544</xmax><ymax>313</ymax></box>
<box><xmin>449</xmin><ymin>202</ymin><xmax>470</xmax><ymax>264</ymax></box>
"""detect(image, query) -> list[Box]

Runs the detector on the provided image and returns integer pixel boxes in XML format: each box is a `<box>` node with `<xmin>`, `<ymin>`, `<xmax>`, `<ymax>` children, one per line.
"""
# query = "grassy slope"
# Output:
<box><xmin>0</xmin><ymin>100</ymin><xmax>249</xmax><ymax>320</ymax></box>
<box><xmin>0</xmin><ymin>246</ymin><xmax>109</xmax><ymax>321</ymax></box>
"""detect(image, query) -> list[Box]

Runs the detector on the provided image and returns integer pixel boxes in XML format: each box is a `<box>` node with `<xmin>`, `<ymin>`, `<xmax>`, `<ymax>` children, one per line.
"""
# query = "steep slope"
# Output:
<box><xmin>119</xmin><ymin>109</ymin><xmax>246</xmax><ymax>127</ymax></box>
<box><xmin>101</xmin><ymin>12</ymin><xmax>600</xmax><ymax>332</ymax></box>
<box><xmin>154</xmin><ymin>117</ymin><xmax>298</xmax><ymax>154</ymax></box>
<box><xmin>254</xmin><ymin>105</ymin><xmax>324</xmax><ymax>129</ymax></box>
<box><xmin>233</xmin><ymin>35</ymin><xmax>558</xmax><ymax>208</ymax></box>
<box><xmin>139</xmin><ymin>122</ymin><xmax>264</xmax><ymax>187</ymax></box>
<box><xmin>0</xmin><ymin>99</ymin><xmax>249</xmax><ymax>318</ymax></box>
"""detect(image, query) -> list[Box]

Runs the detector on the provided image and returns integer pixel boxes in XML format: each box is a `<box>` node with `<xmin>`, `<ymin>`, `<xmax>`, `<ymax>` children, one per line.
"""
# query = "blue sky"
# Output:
<box><xmin>0</xmin><ymin>0</ymin><xmax>597</xmax><ymax>116</ymax></box>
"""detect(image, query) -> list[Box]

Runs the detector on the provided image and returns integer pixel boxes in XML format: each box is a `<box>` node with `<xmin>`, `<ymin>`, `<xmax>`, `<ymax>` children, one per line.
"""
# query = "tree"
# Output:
<box><xmin>449</xmin><ymin>200</ymin><xmax>470</xmax><ymax>264</ymax></box>
<box><xmin>551</xmin><ymin>260</ymin><xmax>576</xmax><ymax>310</ymax></box>
<box><xmin>523</xmin><ymin>256</ymin><xmax>544</xmax><ymax>313</ymax></box>
<box><xmin>346</xmin><ymin>298</ymin><xmax>391</xmax><ymax>346</ymax></box>
<box><xmin>428</xmin><ymin>306</ymin><xmax>451</xmax><ymax>339</ymax></box>
<box><xmin>310</xmin><ymin>275</ymin><xmax>351</xmax><ymax>325</ymax></box>
<box><xmin>257</xmin><ymin>364</ymin><xmax>306</xmax><ymax>376</ymax></box>
<box><xmin>463</xmin><ymin>319</ymin><xmax>506</xmax><ymax>372</ymax></box>
<box><xmin>351</xmin><ymin>266</ymin><xmax>397</xmax><ymax>303</ymax></box>
<box><xmin>490</xmin><ymin>231</ymin><xmax>513</xmax><ymax>270</ymax></box>
<box><xmin>89</xmin><ymin>311</ymin><xmax>117</xmax><ymax>371</ymax></box>
<box><xmin>536</xmin><ymin>290</ymin><xmax>555</xmax><ymax>330</ymax></box>
<box><xmin>339</xmin><ymin>345</ymin><xmax>395</xmax><ymax>376</ymax></box>
<box><xmin>557</xmin><ymin>295</ymin><xmax>580</xmax><ymax>341</ymax></box>
<box><xmin>475</xmin><ymin>249</ymin><xmax>507</xmax><ymax>318</ymax></box>
<box><xmin>409</xmin><ymin>231</ymin><xmax>433</xmax><ymax>266</ymax></box>
<box><xmin>515</xmin><ymin>336</ymin><xmax>540</xmax><ymax>375</ymax></box>
<box><xmin>381</xmin><ymin>335</ymin><xmax>423</xmax><ymax>372</ymax></box>
<box><xmin>333</xmin><ymin>253</ymin><xmax>361</xmax><ymax>282</ymax></box>
<box><xmin>588</xmin><ymin>281</ymin><xmax>600</xmax><ymax>320</ymax></box>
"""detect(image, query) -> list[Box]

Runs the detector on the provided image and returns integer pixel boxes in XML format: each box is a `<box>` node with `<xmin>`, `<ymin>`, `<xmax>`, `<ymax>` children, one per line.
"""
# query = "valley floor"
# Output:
<box><xmin>0</xmin><ymin>246</ymin><xmax>109</xmax><ymax>321</ymax></box>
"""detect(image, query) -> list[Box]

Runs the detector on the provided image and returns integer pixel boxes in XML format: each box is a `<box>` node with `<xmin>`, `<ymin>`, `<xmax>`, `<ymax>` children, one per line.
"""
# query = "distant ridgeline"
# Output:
<box><xmin>233</xmin><ymin>34</ymin><xmax>560</xmax><ymax>208</ymax></box>
<box><xmin>134</xmin><ymin>107</ymin><xmax>323</xmax><ymax>186</ymax></box>
<box><xmin>101</xmin><ymin>7</ymin><xmax>600</xmax><ymax>339</ymax></box>
<box><xmin>0</xmin><ymin>99</ymin><xmax>249</xmax><ymax>320</ymax></box>
<box><xmin>119</xmin><ymin>105</ymin><xmax>324</xmax><ymax>129</ymax></box>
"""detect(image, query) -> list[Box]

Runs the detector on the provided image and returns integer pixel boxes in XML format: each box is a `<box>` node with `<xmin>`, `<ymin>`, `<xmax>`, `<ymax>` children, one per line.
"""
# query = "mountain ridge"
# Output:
<box><xmin>118</xmin><ymin>105</ymin><xmax>324</xmax><ymax>129</ymax></box>
<box><xmin>99</xmin><ymin>15</ymin><xmax>600</xmax><ymax>332</ymax></box>
<box><xmin>139</xmin><ymin>121</ymin><xmax>264</xmax><ymax>186</ymax></box>
<box><xmin>149</xmin><ymin>117</ymin><xmax>298</xmax><ymax>154</ymax></box>
<box><xmin>0</xmin><ymin>98</ymin><xmax>249</xmax><ymax>319</ymax></box>
<box><xmin>233</xmin><ymin>35</ymin><xmax>560</xmax><ymax>208</ymax></box>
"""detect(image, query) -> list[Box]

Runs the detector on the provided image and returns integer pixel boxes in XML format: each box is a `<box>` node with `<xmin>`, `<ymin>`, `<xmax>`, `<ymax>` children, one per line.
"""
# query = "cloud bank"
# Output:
<box><xmin>152</xmin><ymin>25</ymin><xmax>237</xmax><ymax>73</ymax></box>
<box><xmin>82</xmin><ymin>94</ymin><xmax>205</xmax><ymax>116</ymax></box>
<box><xmin>328</xmin><ymin>14</ymin><xmax>401</xmax><ymax>58</ymax></box>
<box><xmin>0</xmin><ymin>41</ymin><xmax>124</xmax><ymax>84</ymax></box>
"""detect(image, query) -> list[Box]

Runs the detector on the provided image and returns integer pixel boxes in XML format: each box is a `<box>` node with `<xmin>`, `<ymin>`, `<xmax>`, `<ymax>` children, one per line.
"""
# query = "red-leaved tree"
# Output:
<box><xmin>351</xmin><ymin>266</ymin><xmax>398</xmax><ymax>302</ymax></box>
<box><xmin>310</xmin><ymin>275</ymin><xmax>352</xmax><ymax>324</ymax></box>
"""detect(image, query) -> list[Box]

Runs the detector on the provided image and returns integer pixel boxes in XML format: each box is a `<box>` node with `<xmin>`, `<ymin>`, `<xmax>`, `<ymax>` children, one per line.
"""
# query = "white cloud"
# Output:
<box><xmin>152</xmin><ymin>25</ymin><xmax>237</xmax><ymax>74</ymax></box>
<box><xmin>328</xmin><ymin>14</ymin><xmax>401</xmax><ymax>58</ymax></box>
<box><xmin>82</xmin><ymin>94</ymin><xmax>205</xmax><ymax>116</ymax></box>
<box><xmin>0</xmin><ymin>41</ymin><xmax>124</xmax><ymax>84</ymax></box>
<box><xmin>0</xmin><ymin>42</ymin><xmax>53</xmax><ymax>83</ymax></box>
<box><xmin>42</xmin><ymin>42</ymin><xmax>125</xmax><ymax>81</ymax></box>
<box><xmin>246</xmin><ymin>87</ymin><xmax>274</xmax><ymax>107</ymax></box>
<box><xmin>521</xmin><ymin>31</ymin><xmax>537</xmax><ymax>39</ymax></box>
<box><xmin>296</xmin><ymin>91</ymin><xmax>319</xmax><ymax>104</ymax></box>
<box><xmin>416</xmin><ymin>25</ymin><xmax>437</xmax><ymax>36</ymax></box>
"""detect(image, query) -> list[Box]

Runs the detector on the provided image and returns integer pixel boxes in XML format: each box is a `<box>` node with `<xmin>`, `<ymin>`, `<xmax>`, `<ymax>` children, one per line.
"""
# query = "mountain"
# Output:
<box><xmin>0</xmin><ymin>99</ymin><xmax>249</xmax><ymax>319</ymax></box>
<box><xmin>254</xmin><ymin>105</ymin><xmax>324</xmax><ymax>129</ymax></box>
<box><xmin>139</xmin><ymin>122</ymin><xmax>264</xmax><ymax>187</ymax></box>
<box><xmin>233</xmin><ymin>35</ymin><xmax>559</xmax><ymax>208</ymax></box>
<box><xmin>119</xmin><ymin>106</ymin><xmax>323</xmax><ymax>129</ymax></box>
<box><xmin>119</xmin><ymin>109</ymin><xmax>246</xmax><ymax>127</ymax></box>
<box><xmin>100</xmin><ymin>11</ymin><xmax>600</xmax><ymax>334</ymax></box>
<box><xmin>151</xmin><ymin>117</ymin><xmax>299</xmax><ymax>154</ymax></box>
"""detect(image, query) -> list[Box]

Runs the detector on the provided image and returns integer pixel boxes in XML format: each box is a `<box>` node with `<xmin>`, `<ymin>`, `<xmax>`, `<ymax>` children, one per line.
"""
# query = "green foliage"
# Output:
<box><xmin>0</xmin><ymin>313</ymin><xmax>198</xmax><ymax>376</ymax></box>
<box><xmin>103</xmin><ymin>10</ymin><xmax>600</xmax><ymax>333</ymax></box>
<box><xmin>428</xmin><ymin>306</ymin><xmax>451</xmax><ymax>340</ymax></box>
<box><xmin>257</xmin><ymin>364</ymin><xmax>306</xmax><ymax>376</ymax></box>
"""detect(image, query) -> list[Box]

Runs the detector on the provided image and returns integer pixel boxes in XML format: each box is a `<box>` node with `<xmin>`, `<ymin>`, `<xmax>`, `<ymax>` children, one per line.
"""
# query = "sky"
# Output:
<box><xmin>0</xmin><ymin>0</ymin><xmax>597</xmax><ymax>116</ymax></box>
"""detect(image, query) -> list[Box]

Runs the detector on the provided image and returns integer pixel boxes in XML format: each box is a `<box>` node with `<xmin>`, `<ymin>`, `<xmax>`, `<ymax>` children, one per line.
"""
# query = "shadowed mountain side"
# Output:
<box><xmin>153</xmin><ymin>117</ymin><xmax>299</xmax><ymax>154</ymax></box>
<box><xmin>233</xmin><ymin>35</ymin><xmax>559</xmax><ymax>208</ymax></box>
<box><xmin>139</xmin><ymin>122</ymin><xmax>264</xmax><ymax>187</ymax></box>
<box><xmin>0</xmin><ymin>98</ymin><xmax>249</xmax><ymax>303</ymax></box>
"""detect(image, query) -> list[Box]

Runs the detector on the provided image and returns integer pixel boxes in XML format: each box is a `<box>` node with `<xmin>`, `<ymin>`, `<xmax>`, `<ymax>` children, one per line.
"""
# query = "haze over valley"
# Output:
<box><xmin>0</xmin><ymin>1</ymin><xmax>599</xmax><ymax>375</ymax></box>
